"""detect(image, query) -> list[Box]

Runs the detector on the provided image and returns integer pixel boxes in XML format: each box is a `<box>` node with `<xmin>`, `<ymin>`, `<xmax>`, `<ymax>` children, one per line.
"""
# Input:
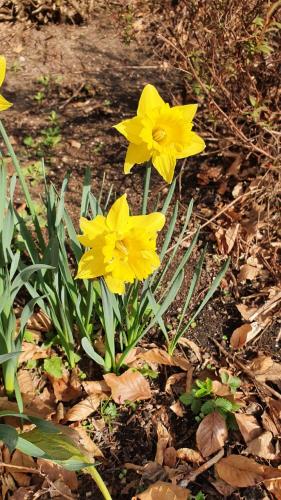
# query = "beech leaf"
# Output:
<box><xmin>176</xmin><ymin>448</ymin><xmax>204</xmax><ymax>464</ymax></box>
<box><xmin>235</xmin><ymin>413</ymin><xmax>262</xmax><ymax>443</ymax></box>
<box><xmin>132</xmin><ymin>480</ymin><xmax>190</xmax><ymax>499</ymax></box>
<box><xmin>245</xmin><ymin>431</ymin><xmax>277</xmax><ymax>460</ymax></box>
<box><xmin>215</xmin><ymin>455</ymin><xmax>281</xmax><ymax>487</ymax></box>
<box><xmin>196</xmin><ymin>411</ymin><xmax>228</xmax><ymax>457</ymax></box>
<box><xmin>65</xmin><ymin>394</ymin><xmax>106</xmax><ymax>421</ymax></box>
<box><xmin>104</xmin><ymin>369</ymin><xmax>151</xmax><ymax>404</ymax></box>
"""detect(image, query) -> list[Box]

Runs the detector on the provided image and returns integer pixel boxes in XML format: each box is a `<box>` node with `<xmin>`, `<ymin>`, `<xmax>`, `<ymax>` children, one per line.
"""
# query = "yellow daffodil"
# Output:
<box><xmin>114</xmin><ymin>83</ymin><xmax>205</xmax><ymax>184</ymax></box>
<box><xmin>76</xmin><ymin>194</ymin><xmax>165</xmax><ymax>294</ymax></box>
<box><xmin>0</xmin><ymin>56</ymin><xmax>12</xmax><ymax>111</ymax></box>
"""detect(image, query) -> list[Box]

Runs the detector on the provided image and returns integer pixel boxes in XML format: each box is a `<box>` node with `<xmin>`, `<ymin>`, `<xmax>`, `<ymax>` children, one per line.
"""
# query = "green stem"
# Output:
<box><xmin>0</xmin><ymin>120</ymin><xmax>45</xmax><ymax>249</ymax></box>
<box><xmin>141</xmin><ymin>162</ymin><xmax>152</xmax><ymax>215</ymax></box>
<box><xmin>3</xmin><ymin>361</ymin><xmax>15</xmax><ymax>399</ymax></box>
<box><xmin>84</xmin><ymin>465</ymin><xmax>112</xmax><ymax>500</ymax></box>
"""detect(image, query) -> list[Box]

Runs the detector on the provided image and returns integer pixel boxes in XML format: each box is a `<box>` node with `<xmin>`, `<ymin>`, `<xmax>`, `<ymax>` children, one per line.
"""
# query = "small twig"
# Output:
<box><xmin>59</xmin><ymin>82</ymin><xmax>85</xmax><ymax>110</ymax></box>
<box><xmin>208</xmin><ymin>336</ymin><xmax>281</xmax><ymax>400</ymax></box>
<box><xmin>179</xmin><ymin>449</ymin><xmax>224</xmax><ymax>487</ymax></box>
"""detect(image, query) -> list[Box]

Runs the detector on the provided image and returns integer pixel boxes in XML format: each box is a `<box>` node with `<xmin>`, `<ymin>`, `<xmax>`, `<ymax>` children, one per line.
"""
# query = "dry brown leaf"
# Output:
<box><xmin>245</xmin><ymin>431</ymin><xmax>277</xmax><ymax>460</ymax></box>
<box><xmin>196</xmin><ymin>411</ymin><xmax>228</xmax><ymax>458</ymax></box>
<box><xmin>163</xmin><ymin>447</ymin><xmax>177</xmax><ymax>467</ymax></box>
<box><xmin>215</xmin><ymin>455</ymin><xmax>281</xmax><ymax>487</ymax></box>
<box><xmin>132</xmin><ymin>480</ymin><xmax>190</xmax><ymax>500</ymax></box>
<box><xmin>236</xmin><ymin>303</ymin><xmax>257</xmax><ymax>321</ymax></box>
<box><xmin>165</xmin><ymin>373</ymin><xmax>186</xmax><ymax>395</ymax></box>
<box><xmin>136</xmin><ymin>348</ymin><xmax>190</xmax><ymax>371</ymax></box>
<box><xmin>82</xmin><ymin>380</ymin><xmax>110</xmax><ymax>395</ymax></box>
<box><xmin>70</xmin><ymin>426</ymin><xmax>103</xmax><ymax>459</ymax></box>
<box><xmin>262</xmin><ymin>411</ymin><xmax>279</xmax><ymax>436</ymax></box>
<box><xmin>104</xmin><ymin>369</ymin><xmax>151</xmax><ymax>404</ymax></box>
<box><xmin>268</xmin><ymin>399</ymin><xmax>281</xmax><ymax>434</ymax></box>
<box><xmin>215</xmin><ymin>223</ymin><xmax>239</xmax><ymax>255</ymax></box>
<box><xmin>210</xmin><ymin>478</ymin><xmax>236</xmax><ymax>496</ymax></box>
<box><xmin>17</xmin><ymin>370</ymin><xmax>37</xmax><ymax>398</ymax></box>
<box><xmin>169</xmin><ymin>401</ymin><xmax>184</xmax><ymax>417</ymax></box>
<box><xmin>176</xmin><ymin>448</ymin><xmax>204</xmax><ymax>464</ymax></box>
<box><xmin>238</xmin><ymin>264</ymin><xmax>260</xmax><ymax>282</ymax></box>
<box><xmin>178</xmin><ymin>338</ymin><xmax>202</xmax><ymax>362</ymax></box>
<box><xmin>10</xmin><ymin>486</ymin><xmax>37</xmax><ymax>499</ymax></box>
<box><xmin>235</xmin><ymin>413</ymin><xmax>262</xmax><ymax>443</ymax></box>
<box><xmin>155</xmin><ymin>422</ymin><xmax>170</xmax><ymax>465</ymax></box>
<box><xmin>19</xmin><ymin>342</ymin><xmax>51</xmax><ymax>363</ymax></box>
<box><xmin>8</xmin><ymin>450</ymin><xmax>35</xmax><ymax>487</ymax></box>
<box><xmin>65</xmin><ymin>394</ymin><xmax>105</xmax><ymax>421</ymax></box>
<box><xmin>211</xmin><ymin>381</ymin><xmax>232</xmax><ymax>397</ymax></box>
<box><xmin>230</xmin><ymin>322</ymin><xmax>261</xmax><ymax>348</ymax></box>
<box><xmin>264</xmin><ymin>478</ymin><xmax>281</xmax><ymax>498</ymax></box>
<box><xmin>27</xmin><ymin>310</ymin><xmax>52</xmax><ymax>332</ymax></box>
<box><xmin>249</xmin><ymin>356</ymin><xmax>281</xmax><ymax>384</ymax></box>
<box><xmin>37</xmin><ymin>459</ymin><xmax>78</xmax><ymax>490</ymax></box>
<box><xmin>48</xmin><ymin>369</ymin><xmax>82</xmax><ymax>403</ymax></box>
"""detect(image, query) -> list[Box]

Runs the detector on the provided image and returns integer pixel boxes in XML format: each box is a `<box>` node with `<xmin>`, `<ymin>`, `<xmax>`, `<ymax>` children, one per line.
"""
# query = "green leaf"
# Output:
<box><xmin>0</xmin><ymin>424</ymin><xmax>18</xmax><ymax>451</ymax></box>
<box><xmin>0</xmin><ymin>352</ymin><xmax>21</xmax><ymax>364</ymax></box>
<box><xmin>81</xmin><ymin>337</ymin><xmax>105</xmax><ymax>368</ymax></box>
<box><xmin>214</xmin><ymin>397</ymin><xmax>234</xmax><ymax>413</ymax></box>
<box><xmin>44</xmin><ymin>357</ymin><xmax>63</xmax><ymax>378</ymax></box>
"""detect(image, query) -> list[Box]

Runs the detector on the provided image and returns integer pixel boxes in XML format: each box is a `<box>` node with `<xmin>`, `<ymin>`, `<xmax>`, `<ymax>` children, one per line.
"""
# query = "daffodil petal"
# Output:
<box><xmin>76</xmin><ymin>249</ymin><xmax>105</xmax><ymax>279</ymax></box>
<box><xmin>0</xmin><ymin>94</ymin><xmax>12</xmax><ymax>111</ymax></box>
<box><xmin>129</xmin><ymin>249</ymin><xmax>160</xmax><ymax>280</ymax></box>
<box><xmin>124</xmin><ymin>142</ymin><xmax>151</xmax><ymax>174</ymax></box>
<box><xmin>114</xmin><ymin>116</ymin><xmax>143</xmax><ymax>144</ymax></box>
<box><xmin>152</xmin><ymin>150</ymin><xmax>177</xmax><ymax>184</ymax></box>
<box><xmin>106</xmin><ymin>193</ymin><xmax>129</xmax><ymax>233</ymax></box>
<box><xmin>130</xmin><ymin>212</ymin><xmax>165</xmax><ymax>232</ymax></box>
<box><xmin>78</xmin><ymin>215</ymin><xmax>107</xmax><ymax>247</ymax></box>
<box><xmin>172</xmin><ymin>104</ymin><xmax>198</xmax><ymax>123</ymax></box>
<box><xmin>105</xmin><ymin>275</ymin><xmax>125</xmax><ymax>295</ymax></box>
<box><xmin>0</xmin><ymin>56</ymin><xmax>7</xmax><ymax>87</ymax></box>
<box><xmin>137</xmin><ymin>84</ymin><xmax>165</xmax><ymax>117</ymax></box>
<box><xmin>176</xmin><ymin>132</ymin><xmax>206</xmax><ymax>159</ymax></box>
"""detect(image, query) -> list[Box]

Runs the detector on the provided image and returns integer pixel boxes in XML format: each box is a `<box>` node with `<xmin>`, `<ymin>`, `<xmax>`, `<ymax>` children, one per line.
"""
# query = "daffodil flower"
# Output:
<box><xmin>0</xmin><ymin>56</ymin><xmax>12</xmax><ymax>111</ymax></box>
<box><xmin>76</xmin><ymin>194</ymin><xmax>165</xmax><ymax>294</ymax></box>
<box><xmin>114</xmin><ymin>84</ymin><xmax>205</xmax><ymax>183</ymax></box>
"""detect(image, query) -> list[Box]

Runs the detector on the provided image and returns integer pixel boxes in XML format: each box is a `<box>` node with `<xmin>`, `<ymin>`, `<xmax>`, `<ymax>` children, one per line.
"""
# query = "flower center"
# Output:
<box><xmin>152</xmin><ymin>128</ymin><xmax>166</xmax><ymax>143</ymax></box>
<box><xmin>115</xmin><ymin>240</ymin><xmax>128</xmax><ymax>257</ymax></box>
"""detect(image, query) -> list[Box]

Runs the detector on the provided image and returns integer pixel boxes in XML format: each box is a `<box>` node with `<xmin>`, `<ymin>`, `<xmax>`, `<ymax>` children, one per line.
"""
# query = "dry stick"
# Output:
<box><xmin>158</xmin><ymin>34</ymin><xmax>275</xmax><ymax>161</ymax></box>
<box><xmin>179</xmin><ymin>449</ymin><xmax>224</xmax><ymax>488</ymax></box>
<box><xmin>59</xmin><ymin>82</ymin><xmax>85</xmax><ymax>110</ymax></box>
<box><xmin>208</xmin><ymin>336</ymin><xmax>281</xmax><ymax>400</ymax></box>
<box><xmin>167</xmin><ymin>187</ymin><xmax>260</xmax><ymax>253</ymax></box>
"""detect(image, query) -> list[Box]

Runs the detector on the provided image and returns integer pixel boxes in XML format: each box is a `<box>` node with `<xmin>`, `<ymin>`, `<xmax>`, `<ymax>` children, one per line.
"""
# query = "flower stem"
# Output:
<box><xmin>141</xmin><ymin>162</ymin><xmax>152</xmax><ymax>215</ymax></box>
<box><xmin>84</xmin><ymin>465</ymin><xmax>112</xmax><ymax>500</ymax></box>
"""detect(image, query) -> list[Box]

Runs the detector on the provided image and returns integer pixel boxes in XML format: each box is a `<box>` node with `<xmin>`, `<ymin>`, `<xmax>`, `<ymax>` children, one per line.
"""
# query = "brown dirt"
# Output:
<box><xmin>0</xmin><ymin>9</ymin><xmax>280</xmax><ymax>500</ymax></box>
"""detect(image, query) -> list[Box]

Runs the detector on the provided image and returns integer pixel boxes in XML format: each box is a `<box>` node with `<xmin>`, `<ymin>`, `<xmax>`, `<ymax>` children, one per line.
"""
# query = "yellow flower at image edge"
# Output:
<box><xmin>0</xmin><ymin>56</ymin><xmax>12</xmax><ymax>111</ymax></box>
<box><xmin>114</xmin><ymin>84</ymin><xmax>205</xmax><ymax>184</ymax></box>
<box><xmin>76</xmin><ymin>194</ymin><xmax>165</xmax><ymax>294</ymax></box>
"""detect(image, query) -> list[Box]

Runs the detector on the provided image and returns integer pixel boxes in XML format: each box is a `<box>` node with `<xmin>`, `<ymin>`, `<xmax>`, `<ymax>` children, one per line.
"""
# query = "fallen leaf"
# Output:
<box><xmin>48</xmin><ymin>369</ymin><xmax>82</xmax><ymax>402</ymax></box>
<box><xmin>137</xmin><ymin>348</ymin><xmax>190</xmax><ymax>371</ymax></box>
<box><xmin>210</xmin><ymin>478</ymin><xmax>236</xmax><ymax>496</ymax></box>
<box><xmin>132</xmin><ymin>480</ymin><xmax>190</xmax><ymax>499</ymax></box>
<box><xmin>249</xmin><ymin>356</ymin><xmax>281</xmax><ymax>384</ymax></box>
<box><xmin>261</xmin><ymin>411</ymin><xmax>279</xmax><ymax>436</ymax></box>
<box><xmin>65</xmin><ymin>394</ymin><xmax>105</xmax><ymax>421</ymax></box>
<box><xmin>245</xmin><ymin>431</ymin><xmax>277</xmax><ymax>460</ymax></box>
<box><xmin>232</xmin><ymin>182</ymin><xmax>243</xmax><ymax>198</ymax></box>
<box><xmin>169</xmin><ymin>401</ymin><xmax>184</xmax><ymax>417</ymax></box>
<box><xmin>211</xmin><ymin>381</ymin><xmax>232</xmax><ymax>397</ymax></box>
<box><xmin>37</xmin><ymin>459</ymin><xmax>78</xmax><ymax>490</ymax></box>
<box><xmin>238</xmin><ymin>264</ymin><xmax>260</xmax><ymax>282</ymax></box>
<box><xmin>236</xmin><ymin>303</ymin><xmax>257</xmax><ymax>321</ymax></box>
<box><xmin>70</xmin><ymin>426</ymin><xmax>103</xmax><ymax>459</ymax></box>
<box><xmin>27</xmin><ymin>311</ymin><xmax>52</xmax><ymax>332</ymax></box>
<box><xmin>215</xmin><ymin>223</ymin><xmax>239</xmax><ymax>255</ymax></box>
<box><xmin>19</xmin><ymin>342</ymin><xmax>51</xmax><ymax>363</ymax></box>
<box><xmin>104</xmin><ymin>369</ymin><xmax>151</xmax><ymax>404</ymax></box>
<box><xmin>155</xmin><ymin>422</ymin><xmax>170</xmax><ymax>465</ymax></box>
<box><xmin>230</xmin><ymin>322</ymin><xmax>261</xmax><ymax>348</ymax></box>
<box><xmin>196</xmin><ymin>412</ymin><xmax>228</xmax><ymax>457</ymax></box>
<box><xmin>215</xmin><ymin>455</ymin><xmax>281</xmax><ymax>487</ymax></box>
<box><xmin>264</xmin><ymin>478</ymin><xmax>281</xmax><ymax>498</ymax></box>
<box><xmin>178</xmin><ymin>338</ymin><xmax>202</xmax><ymax>362</ymax></box>
<box><xmin>176</xmin><ymin>448</ymin><xmax>204</xmax><ymax>464</ymax></box>
<box><xmin>268</xmin><ymin>399</ymin><xmax>281</xmax><ymax>433</ymax></box>
<box><xmin>163</xmin><ymin>447</ymin><xmax>177</xmax><ymax>467</ymax></box>
<box><xmin>165</xmin><ymin>373</ymin><xmax>185</xmax><ymax>395</ymax></box>
<box><xmin>8</xmin><ymin>450</ymin><xmax>35</xmax><ymax>487</ymax></box>
<box><xmin>235</xmin><ymin>413</ymin><xmax>262</xmax><ymax>443</ymax></box>
<box><xmin>82</xmin><ymin>380</ymin><xmax>110</xmax><ymax>395</ymax></box>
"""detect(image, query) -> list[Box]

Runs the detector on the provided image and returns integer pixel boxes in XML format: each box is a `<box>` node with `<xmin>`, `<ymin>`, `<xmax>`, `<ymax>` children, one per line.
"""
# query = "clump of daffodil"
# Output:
<box><xmin>0</xmin><ymin>56</ymin><xmax>12</xmax><ymax>111</ymax></box>
<box><xmin>114</xmin><ymin>84</ymin><xmax>205</xmax><ymax>183</ymax></box>
<box><xmin>76</xmin><ymin>194</ymin><xmax>165</xmax><ymax>294</ymax></box>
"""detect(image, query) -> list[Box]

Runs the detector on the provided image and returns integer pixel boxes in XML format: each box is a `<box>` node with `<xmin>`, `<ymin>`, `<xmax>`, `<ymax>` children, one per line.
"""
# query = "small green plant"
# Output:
<box><xmin>37</xmin><ymin>75</ymin><xmax>50</xmax><ymax>87</ymax></box>
<box><xmin>34</xmin><ymin>91</ymin><xmax>45</xmax><ymax>103</ymax></box>
<box><xmin>101</xmin><ymin>400</ymin><xmax>118</xmax><ymax>430</ymax></box>
<box><xmin>180</xmin><ymin>372</ymin><xmax>241</xmax><ymax>426</ymax></box>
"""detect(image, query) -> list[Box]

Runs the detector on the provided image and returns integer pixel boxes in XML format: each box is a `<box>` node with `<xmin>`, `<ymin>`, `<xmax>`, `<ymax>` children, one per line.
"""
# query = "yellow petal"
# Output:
<box><xmin>124</xmin><ymin>142</ymin><xmax>151</xmax><ymax>174</ymax></box>
<box><xmin>0</xmin><ymin>56</ymin><xmax>7</xmax><ymax>87</ymax></box>
<box><xmin>137</xmin><ymin>84</ymin><xmax>165</xmax><ymax>117</ymax></box>
<box><xmin>129</xmin><ymin>249</ymin><xmax>160</xmax><ymax>280</ymax></box>
<box><xmin>176</xmin><ymin>131</ymin><xmax>205</xmax><ymax>159</ymax></box>
<box><xmin>173</xmin><ymin>104</ymin><xmax>198</xmax><ymax>123</ymax></box>
<box><xmin>0</xmin><ymin>94</ymin><xmax>12</xmax><ymax>111</ymax></box>
<box><xmin>130</xmin><ymin>212</ymin><xmax>165</xmax><ymax>233</ymax></box>
<box><xmin>105</xmin><ymin>275</ymin><xmax>125</xmax><ymax>295</ymax></box>
<box><xmin>106</xmin><ymin>194</ymin><xmax>129</xmax><ymax>233</ymax></box>
<box><xmin>78</xmin><ymin>215</ymin><xmax>107</xmax><ymax>247</ymax></box>
<box><xmin>152</xmin><ymin>150</ymin><xmax>177</xmax><ymax>184</ymax></box>
<box><xmin>114</xmin><ymin>116</ymin><xmax>143</xmax><ymax>144</ymax></box>
<box><xmin>76</xmin><ymin>249</ymin><xmax>105</xmax><ymax>279</ymax></box>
